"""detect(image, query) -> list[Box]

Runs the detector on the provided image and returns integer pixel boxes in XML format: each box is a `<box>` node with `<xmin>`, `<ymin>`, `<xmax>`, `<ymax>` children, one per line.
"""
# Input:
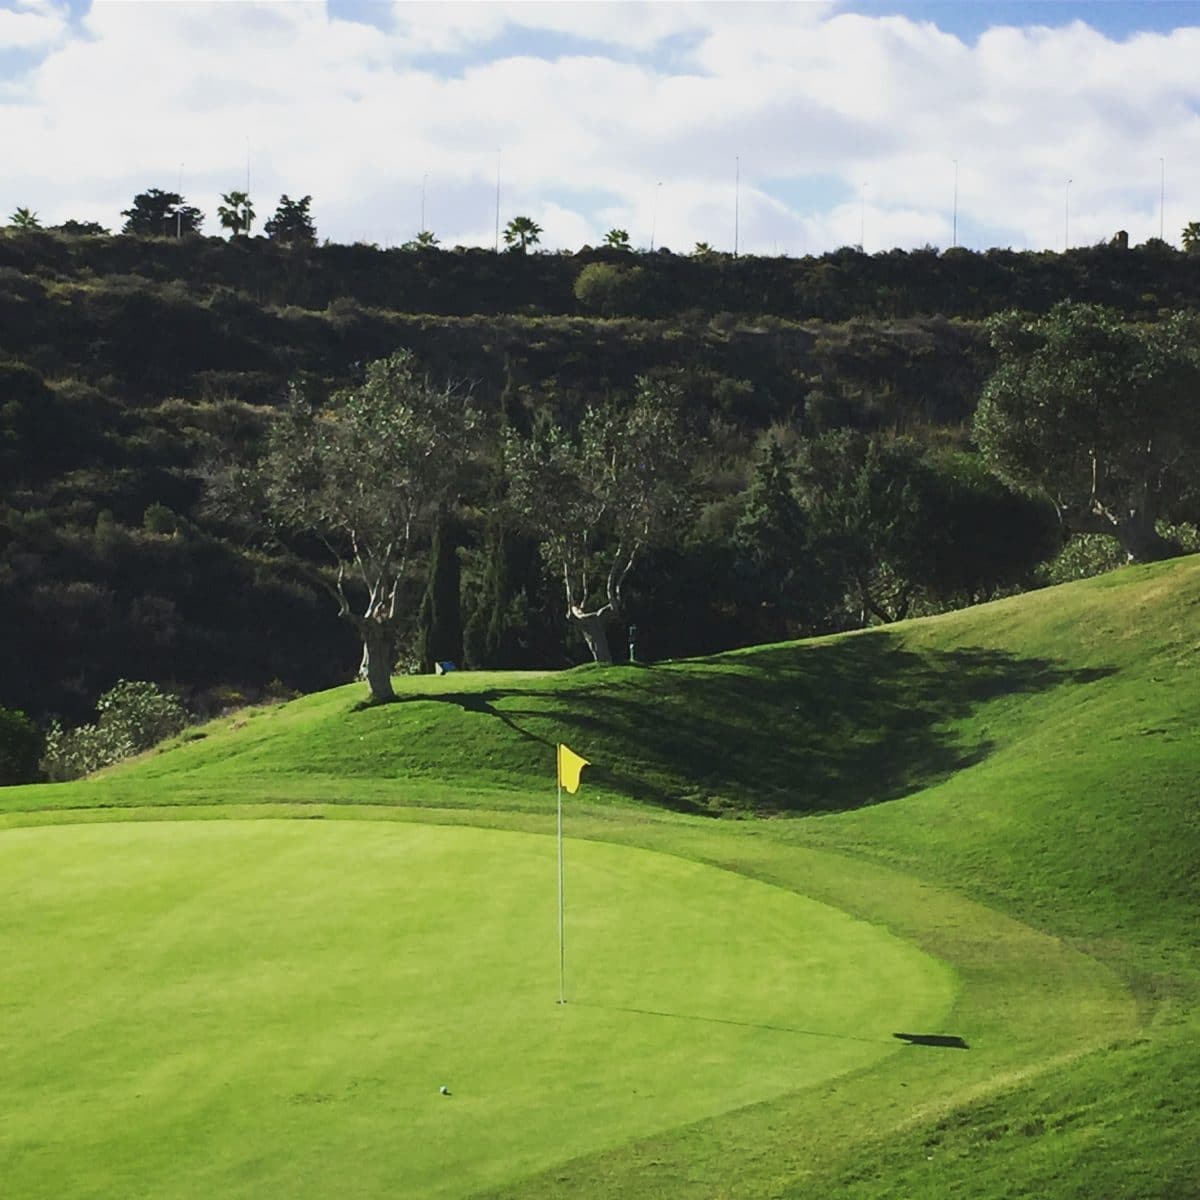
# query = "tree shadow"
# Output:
<box><xmin>573</xmin><ymin>1001</ymin><xmax>890</xmax><ymax>1045</ymax></box>
<box><xmin>379</xmin><ymin>634</ymin><xmax>1116</xmax><ymax>817</ymax></box>
<box><xmin>893</xmin><ymin>1032</ymin><xmax>970</xmax><ymax>1049</ymax></box>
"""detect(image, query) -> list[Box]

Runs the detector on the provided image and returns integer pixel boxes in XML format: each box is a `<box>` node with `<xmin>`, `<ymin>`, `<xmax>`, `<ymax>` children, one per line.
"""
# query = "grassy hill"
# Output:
<box><xmin>3</xmin><ymin>557</ymin><xmax>1198</xmax><ymax>1197</ymax></box>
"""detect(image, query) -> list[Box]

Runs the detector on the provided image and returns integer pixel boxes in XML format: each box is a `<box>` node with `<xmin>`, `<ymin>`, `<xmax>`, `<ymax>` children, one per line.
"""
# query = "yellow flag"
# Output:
<box><xmin>557</xmin><ymin>743</ymin><xmax>589</xmax><ymax>794</ymax></box>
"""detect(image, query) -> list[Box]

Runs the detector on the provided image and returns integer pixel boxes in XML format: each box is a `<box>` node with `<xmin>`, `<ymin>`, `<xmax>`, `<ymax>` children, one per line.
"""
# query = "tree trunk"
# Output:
<box><xmin>570</xmin><ymin>610</ymin><xmax>613</xmax><ymax>663</ymax></box>
<box><xmin>1063</xmin><ymin>499</ymin><xmax>1175</xmax><ymax>564</ymax></box>
<box><xmin>1115</xmin><ymin>508</ymin><xmax>1175</xmax><ymax>564</ymax></box>
<box><xmin>357</xmin><ymin>618</ymin><xmax>396</xmax><ymax>702</ymax></box>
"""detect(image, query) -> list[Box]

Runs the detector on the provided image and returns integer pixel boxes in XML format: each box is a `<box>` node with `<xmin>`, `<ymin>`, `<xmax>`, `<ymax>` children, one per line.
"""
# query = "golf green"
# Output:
<box><xmin>2</xmin><ymin>818</ymin><xmax>954</xmax><ymax>1198</ymax></box>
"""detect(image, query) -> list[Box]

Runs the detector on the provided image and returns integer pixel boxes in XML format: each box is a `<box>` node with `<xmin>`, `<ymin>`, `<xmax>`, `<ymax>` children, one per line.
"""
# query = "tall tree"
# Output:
<box><xmin>121</xmin><ymin>189</ymin><xmax>203</xmax><ymax>237</ymax></box>
<box><xmin>733</xmin><ymin>435</ymin><xmax>809</xmax><ymax>622</ymax></box>
<box><xmin>603</xmin><ymin>228</ymin><xmax>631</xmax><ymax>251</ymax></box>
<box><xmin>796</xmin><ymin>430</ymin><xmax>929</xmax><ymax>625</ymax></box>
<box><xmin>263</xmin><ymin>194</ymin><xmax>317</xmax><ymax>246</ymax></box>
<box><xmin>505</xmin><ymin>379</ymin><xmax>693</xmax><ymax>662</ymax></box>
<box><xmin>974</xmin><ymin>302</ymin><xmax>1200</xmax><ymax>562</ymax></box>
<box><xmin>209</xmin><ymin>351</ymin><xmax>479</xmax><ymax>701</ymax></box>
<box><xmin>503</xmin><ymin>215</ymin><xmax>542</xmax><ymax>253</ymax></box>
<box><xmin>1182</xmin><ymin>221</ymin><xmax>1200</xmax><ymax>254</ymax></box>
<box><xmin>217</xmin><ymin>190</ymin><xmax>255</xmax><ymax>237</ymax></box>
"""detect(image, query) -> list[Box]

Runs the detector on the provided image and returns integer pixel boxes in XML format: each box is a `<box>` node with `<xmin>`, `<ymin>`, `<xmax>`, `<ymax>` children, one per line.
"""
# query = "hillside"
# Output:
<box><xmin>4</xmin><ymin>227</ymin><xmax>1193</xmax><ymax>725</ymax></box>
<box><xmin>5</xmin><ymin>556</ymin><xmax>1196</xmax><ymax>1197</ymax></box>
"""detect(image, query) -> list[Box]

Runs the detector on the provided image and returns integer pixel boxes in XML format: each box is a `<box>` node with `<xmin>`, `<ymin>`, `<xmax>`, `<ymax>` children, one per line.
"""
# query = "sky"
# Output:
<box><xmin>2</xmin><ymin>0</ymin><xmax>1198</xmax><ymax>255</ymax></box>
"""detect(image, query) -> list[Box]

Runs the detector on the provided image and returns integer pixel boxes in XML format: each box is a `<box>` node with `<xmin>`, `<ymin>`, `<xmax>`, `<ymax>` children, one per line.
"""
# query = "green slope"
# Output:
<box><xmin>3</xmin><ymin>556</ymin><xmax>1198</xmax><ymax>1198</ymax></box>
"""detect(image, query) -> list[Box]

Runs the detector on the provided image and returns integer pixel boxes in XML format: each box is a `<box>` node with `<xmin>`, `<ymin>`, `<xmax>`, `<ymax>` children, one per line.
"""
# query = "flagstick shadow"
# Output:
<box><xmin>569</xmin><ymin>1001</ymin><xmax>890</xmax><ymax>1045</ymax></box>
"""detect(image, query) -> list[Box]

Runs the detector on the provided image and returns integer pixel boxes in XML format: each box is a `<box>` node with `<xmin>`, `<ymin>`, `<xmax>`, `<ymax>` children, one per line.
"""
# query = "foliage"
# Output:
<box><xmin>1182</xmin><ymin>221</ymin><xmax>1200</xmax><ymax>254</ymax></box>
<box><xmin>263</xmin><ymin>194</ymin><xmax>316</xmax><ymax>246</ymax></box>
<box><xmin>39</xmin><ymin>680</ymin><xmax>187</xmax><ymax>781</ymax></box>
<box><xmin>974</xmin><ymin>302</ymin><xmax>1200</xmax><ymax>561</ymax></box>
<box><xmin>402</xmin><ymin>230</ymin><xmax>440</xmax><ymax>251</ymax></box>
<box><xmin>121</xmin><ymin>189</ymin><xmax>203</xmax><ymax>237</ymax></box>
<box><xmin>732</xmin><ymin>435</ymin><xmax>810</xmax><ymax>623</ymax></box>
<box><xmin>53</xmin><ymin>219</ymin><xmax>110</xmax><ymax>236</ymax></box>
<box><xmin>505</xmin><ymin>378</ymin><xmax>694</xmax><ymax>661</ymax></box>
<box><xmin>503</xmin><ymin>216</ymin><xmax>542</xmax><ymax>253</ymax></box>
<box><xmin>572</xmin><ymin>262</ymin><xmax>644</xmax><ymax>316</ymax></box>
<box><xmin>0</xmin><ymin>705</ymin><xmax>42</xmax><ymax>785</ymax></box>
<box><xmin>8</xmin><ymin>207</ymin><xmax>41</xmax><ymax>230</ymax></box>
<box><xmin>214</xmin><ymin>351</ymin><xmax>481</xmax><ymax>700</ymax></box>
<box><xmin>603</xmin><ymin>228</ymin><xmax>632</xmax><ymax>251</ymax></box>
<box><xmin>217</xmin><ymin>190</ymin><xmax>255</xmax><ymax>238</ymax></box>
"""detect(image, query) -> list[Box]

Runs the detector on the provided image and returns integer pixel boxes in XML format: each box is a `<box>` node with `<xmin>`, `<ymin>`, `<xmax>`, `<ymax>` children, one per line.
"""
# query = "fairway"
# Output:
<box><xmin>1</xmin><ymin>818</ymin><xmax>953</xmax><ymax>1199</ymax></box>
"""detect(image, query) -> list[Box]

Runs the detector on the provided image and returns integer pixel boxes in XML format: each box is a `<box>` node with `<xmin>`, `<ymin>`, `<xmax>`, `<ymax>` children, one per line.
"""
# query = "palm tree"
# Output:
<box><xmin>603</xmin><ymin>228</ymin><xmax>631</xmax><ymax>251</ymax></box>
<box><xmin>503</xmin><ymin>215</ymin><xmax>542</xmax><ymax>253</ymax></box>
<box><xmin>8</xmin><ymin>207</ymin><xmax>41</xmax><ymax>230</ymax></box>
<box><xmin>401</xmin><ymin>229</ymin><xmax>440</xmax><ymax>251</ymax></box>
<box><xmin>217</xmin><ymin>190</ymin><xmax>255</xmax><ymax>238</ymax></box>
<box><xmin>1182</xmin><ymin>221</ymin><xmax>1200</xmax><ymax>255</ymax></box>
<box><xmin>692</xmin><ymin>241</ymin><xmax>714</xmax><ymax>257</ymax></box>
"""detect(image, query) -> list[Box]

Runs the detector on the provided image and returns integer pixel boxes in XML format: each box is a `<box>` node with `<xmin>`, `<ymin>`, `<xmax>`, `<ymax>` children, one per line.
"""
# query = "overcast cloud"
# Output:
<box><xmin>1</xmin><ymin>0</ymin><xmax>1197</xmax><ymax>253</ymax></box>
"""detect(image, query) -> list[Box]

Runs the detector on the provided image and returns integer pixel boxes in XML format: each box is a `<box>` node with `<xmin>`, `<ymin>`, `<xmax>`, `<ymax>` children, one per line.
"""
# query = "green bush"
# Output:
<box><xmin>572</xmin><ymin>262</ymin><xmax>644</xmax><ymax>317</ymax></box>
<box><xmin>39</xmin><ymin>680</ymin><xmax>188</xmax><ymax>781</ymax></box>
<box><xmin>0</xmin><ymin>705</ymin><xmax>43</xmax><ymax>785</ymax></box>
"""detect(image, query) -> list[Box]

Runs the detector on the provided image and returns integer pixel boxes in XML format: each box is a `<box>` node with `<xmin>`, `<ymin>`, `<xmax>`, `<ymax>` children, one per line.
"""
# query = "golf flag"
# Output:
<box><xmin>557</xmin><ymin>743</ymin><xmax>589</xmax><ymax>794</ymax></box>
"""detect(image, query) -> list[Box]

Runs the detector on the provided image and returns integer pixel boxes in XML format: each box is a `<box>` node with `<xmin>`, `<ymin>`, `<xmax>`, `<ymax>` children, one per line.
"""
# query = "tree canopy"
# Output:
<box><xmin>210</xmin><ymin>352</ymin><xmax>479</xmax><ymax>701</ymax></box>
<box><xmin>505</xmin><ymin>379</ymin><xmax>693</xmax><ymax>661</ymax></box>
<box><xmin>121</xmin><ymin>189</ymin><xmax>203</xmax><ymax>237</ymax></box>
<box><xmin>263</xmin><ymin>194</ymin><xmax>317</xmax><ymax>246</ymax></box>
<box><xmin>503</xmin><ymin>216</ymin><xmax>542</xmax><ymax>253</ymax></box>
<box><xmin>974</xmin><ymin>302</ymin><xmax>1200</xmax><ymax>562</ymax></box>
<box><xmin>217</xmin><ymin>190</ymin><xmax>255</xmax><ymax>238</ymax></box>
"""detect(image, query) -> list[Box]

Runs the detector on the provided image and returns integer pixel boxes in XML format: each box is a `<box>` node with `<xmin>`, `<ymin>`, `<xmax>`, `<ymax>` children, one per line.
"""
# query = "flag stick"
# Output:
<box><xmin>557</xmin><ymin>747</ymin><xmax>566</xmax><ymax>1004</ymax></box>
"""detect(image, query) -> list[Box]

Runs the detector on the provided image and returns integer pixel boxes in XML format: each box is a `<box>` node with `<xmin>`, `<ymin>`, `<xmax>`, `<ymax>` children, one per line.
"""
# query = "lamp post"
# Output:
<box><xmin>952</xmin><ymin>159</ymin><xmax>958</xmax><ymax>248</ymax></box>
<box><xmin>494</xmin><ymin>150</ymin><xmax>501</xmax><ymax>252</ymax></box>
<box><xmin>1160</xmin><ymin>157</ymin><xmax>1165</xmax><ymax>241</ymax></box>
<box><xmin>734</xmin><ymin>156</ymin><xmax>740</xmax><ymax>257</ymax></box>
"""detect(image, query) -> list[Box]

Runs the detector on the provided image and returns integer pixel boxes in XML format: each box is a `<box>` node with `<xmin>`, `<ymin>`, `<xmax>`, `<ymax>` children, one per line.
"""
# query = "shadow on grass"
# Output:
<box><xmin>893</xmin><ymin>1032</ymin><xmax>970</xmax><ymax>1050</ymax></box>
<box><xmin>572</xmin><ymin>1001</ymin><xmax>890</xmax><ymax>1044</ymax></box>
<box><xmin>383</xmin><ymin>634</ymin><xmax>1116</xmax><ymax>817</ymax></box>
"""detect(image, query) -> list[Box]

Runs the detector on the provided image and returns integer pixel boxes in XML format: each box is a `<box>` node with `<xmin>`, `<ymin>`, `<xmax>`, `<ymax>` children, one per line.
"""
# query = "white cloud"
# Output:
<box><xmin>2</xmin><ymin>1</ymin><xmax>1198</xmax><ymax>252</ymax></box>
<box><xmin>0</xmin><ymin>0</ymin><xmax>67</xmax><ymax>50</ymax></box>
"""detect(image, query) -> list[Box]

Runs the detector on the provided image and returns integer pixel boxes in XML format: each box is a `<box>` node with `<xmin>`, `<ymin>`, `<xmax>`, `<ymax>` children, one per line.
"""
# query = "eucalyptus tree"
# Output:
<box><xmin>210</xmin><ymin>351</ymin><xmax>480</xmax><ymax>701</ymax></box>
<box><xmin>975</xmin><ymin>302</ymin><xmax>1200</xmax><ymax>562</ymax></box>
<box><xmin>505</xmin><ymin>379</ymin><xmax>693</xmax><ymax>662</ymax></box>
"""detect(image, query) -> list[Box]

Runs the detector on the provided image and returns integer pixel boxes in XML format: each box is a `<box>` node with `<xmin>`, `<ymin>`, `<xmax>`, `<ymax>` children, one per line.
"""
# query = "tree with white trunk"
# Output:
<box><xmin>504</xmin><ymin>379</ymin><xmax>693</xmax><ymax>662</ymax></box>
<box><xmin>210</xmin><ymin>351</ymin><xmax>478</xmax><ymax>701</ymax></box>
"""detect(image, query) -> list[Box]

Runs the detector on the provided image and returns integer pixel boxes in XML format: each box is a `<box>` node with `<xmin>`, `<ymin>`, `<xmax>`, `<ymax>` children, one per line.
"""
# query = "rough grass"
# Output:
<box><xmin>3</xmin><ymin>555</ymin><xmax>1198</xmax><ymax>1197</ymax></box>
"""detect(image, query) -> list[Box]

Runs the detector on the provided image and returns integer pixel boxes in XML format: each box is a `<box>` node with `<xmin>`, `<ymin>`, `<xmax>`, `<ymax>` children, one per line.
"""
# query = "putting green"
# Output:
<box><xmin>1</xmin><ymin>819</ymin><xmax>953</xmax><ymax>1198</ymax></box>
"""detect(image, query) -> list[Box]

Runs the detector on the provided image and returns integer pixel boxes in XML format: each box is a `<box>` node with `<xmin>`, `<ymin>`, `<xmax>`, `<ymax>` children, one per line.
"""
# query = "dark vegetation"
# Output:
<box><xmin>3</xmin><ymin>223</ymin><xmax>1198</xmax><ymax>767</ymax></box>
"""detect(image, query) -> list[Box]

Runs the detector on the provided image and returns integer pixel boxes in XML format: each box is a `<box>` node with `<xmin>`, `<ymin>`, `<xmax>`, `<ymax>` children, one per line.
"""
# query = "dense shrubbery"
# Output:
<box><xmin>39</xmin><ymin>680</ymin><xmax>188</xmax><ymax>782</ymax></box>
<box><xmin>0</xmin><ymin>705</ymin><xmax>42</xmax><ymax>785</ymax></box>
<box><xmin>2</xmin><ymin>232</ymin><xmax>1194</xmax><ymax>722</ymax></box>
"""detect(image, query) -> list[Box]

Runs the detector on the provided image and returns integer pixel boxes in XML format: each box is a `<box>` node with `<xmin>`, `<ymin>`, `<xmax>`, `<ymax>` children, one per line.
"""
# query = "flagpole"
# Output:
<box><xmin>557</xmin><ymin>746</ymin><xmax>566</xmax><ymax>1004</ymax></box>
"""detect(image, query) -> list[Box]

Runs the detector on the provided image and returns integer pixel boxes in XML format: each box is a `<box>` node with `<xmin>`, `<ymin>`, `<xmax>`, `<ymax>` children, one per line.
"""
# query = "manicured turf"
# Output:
<box><xmin>3</xmin><ymin>555</ymin><xmax>1198</xmax><ymax>1197</ymax></box>
<box><xmin>1</xmin><ymin>819</ymin><xmax>951</xmax><ymax>1199</ymax></box>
